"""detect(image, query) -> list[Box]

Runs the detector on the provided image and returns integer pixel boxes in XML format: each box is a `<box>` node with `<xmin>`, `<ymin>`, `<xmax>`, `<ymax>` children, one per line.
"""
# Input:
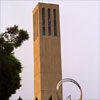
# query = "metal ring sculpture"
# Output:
<box><xmin>56</xmin><ymin>78</ymin><xmax>82</xmax><ymax>100</ymax></box>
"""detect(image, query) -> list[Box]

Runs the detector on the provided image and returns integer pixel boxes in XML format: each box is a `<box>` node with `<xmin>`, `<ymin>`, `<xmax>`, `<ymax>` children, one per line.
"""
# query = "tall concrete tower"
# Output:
<box><xmin>33</xmin><ymin>3</ymin><xmax>62</xmax><ymax>100</ymax></box>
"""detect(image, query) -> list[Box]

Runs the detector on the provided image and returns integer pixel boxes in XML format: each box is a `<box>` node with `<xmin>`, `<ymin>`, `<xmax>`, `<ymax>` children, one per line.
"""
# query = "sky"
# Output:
<box><xmin>0</xmin><ymin>0</ymin><xmax>100</xmax><ymax>100</ymax></box>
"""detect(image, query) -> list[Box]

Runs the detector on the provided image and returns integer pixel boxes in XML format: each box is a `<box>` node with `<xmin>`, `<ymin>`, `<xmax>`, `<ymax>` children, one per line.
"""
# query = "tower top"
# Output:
<box><xmin>36</xmin><ymin>2</ymin><xmax>59</xmax><ymax>6</ymax></box>
<box><xmin>33</xmin><ymin>2</ymin><xmax>59</xmax><ymax>13</ymax></box>
<box><xmin>33</xmin><ymin>2</ymin><xmax>60</xmax><ymax>38</ymax></box>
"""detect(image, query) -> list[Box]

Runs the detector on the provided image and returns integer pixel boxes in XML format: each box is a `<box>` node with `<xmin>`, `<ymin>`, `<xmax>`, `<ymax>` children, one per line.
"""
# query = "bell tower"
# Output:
<box><xmin>33</xmin><ymin>3</ymin><xmax>62</xmax><ymax>100</ymax></box>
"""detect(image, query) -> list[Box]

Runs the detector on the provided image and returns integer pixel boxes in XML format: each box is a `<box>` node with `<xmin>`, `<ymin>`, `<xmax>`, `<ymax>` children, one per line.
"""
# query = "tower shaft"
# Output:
<box><xmin>33</xmin><ymin>3</ymin><xmax>62</xmax><ymax>100</ymax></box>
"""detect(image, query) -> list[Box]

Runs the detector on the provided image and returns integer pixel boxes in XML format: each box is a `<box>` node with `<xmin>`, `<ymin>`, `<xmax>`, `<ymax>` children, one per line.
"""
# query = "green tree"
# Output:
<box><xmin>34</xmin><ymin>96</ymin><xmax>53</xmax><ymax>100</ymax></box>
<box><xmin>17</xmin><ymin>96</ymin><xmax>22</xmax><ymax>100</ymax></box>
<box><xmin>35</xmin><ymin>97</ymin><xmax>38</xmax><ymax>100</ymax></box>
<box><xmin>0</xmin><ymin>25</ymin><xmax>29</xmax><ymax>100</ymax></box>
<box><xmin>48</xmin><ymin>96</ymin><xmax>52</xmax><ymax>100</ymax></box>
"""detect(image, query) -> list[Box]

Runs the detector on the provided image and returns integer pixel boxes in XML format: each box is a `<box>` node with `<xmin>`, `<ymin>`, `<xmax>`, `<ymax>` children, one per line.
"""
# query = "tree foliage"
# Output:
<box><xmin>17</xmin><ymin>96</ymin><xmax>22</xmax><ymax>100</ymax></box>
<box><xmin>35</xmin><ymin>97</ymin><xmax>38</xmax><ymax>100</ymax></box>
<box><xmin>35</xmin><ymin>96</ymin><xmax>53</xmax><ymax>100</ymax></box>
<box><xmin>0</xmin><ymin>54</ymin><xmax>22</xmax><ymax>99</ymax></box>
<box><xmin>48</xmin><ymin>96</ymin><xmax>52</xmax><ymax>100</ymax></box>
<box><xmin>0</xmin><ymin>25</ymin><xmax>29</xmax><ymax>99</ymax></box>
<box><xmin>0</xmin><ymin>25</ymin><xmax>29</xmax><ymax>54</ymax></box>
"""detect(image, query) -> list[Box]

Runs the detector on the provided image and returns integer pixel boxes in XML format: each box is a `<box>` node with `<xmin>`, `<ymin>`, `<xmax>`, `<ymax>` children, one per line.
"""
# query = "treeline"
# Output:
<box><xmin>17</xmin><ymin>96</ymin><xmax>52</xmax><ymax>100</ymax></box>
<box><xmin>35</xmin><ymin>96</ymin><xmax>52</xmax><ymax>100</ymax></box>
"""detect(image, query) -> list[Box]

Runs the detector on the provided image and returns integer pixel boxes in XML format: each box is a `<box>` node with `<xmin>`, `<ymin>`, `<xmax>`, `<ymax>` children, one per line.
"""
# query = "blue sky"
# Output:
<box><xmin>0</xmin><ymin>0</ymin><xmax>99</xmax><ymax>99</ymax></box>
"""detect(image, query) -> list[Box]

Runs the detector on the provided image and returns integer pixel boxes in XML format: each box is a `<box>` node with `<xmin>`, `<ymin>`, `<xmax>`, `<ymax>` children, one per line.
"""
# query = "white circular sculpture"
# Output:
<box><xmin>56</xmin><ymin>78</ymin><xmax>82</xmax><ymax>100</ymax></box>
